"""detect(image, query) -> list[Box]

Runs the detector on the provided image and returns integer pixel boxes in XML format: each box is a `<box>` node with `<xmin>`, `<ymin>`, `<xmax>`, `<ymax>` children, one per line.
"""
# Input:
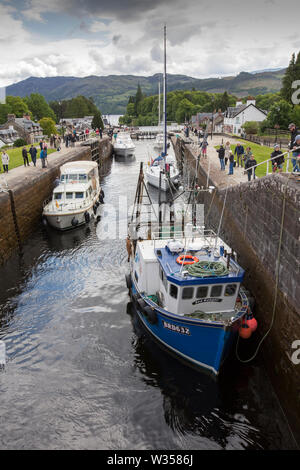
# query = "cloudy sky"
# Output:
<box><xmin>0</xmin><ymin>0</ymin><xmax>299</xmax><ymax>87</ymax></box>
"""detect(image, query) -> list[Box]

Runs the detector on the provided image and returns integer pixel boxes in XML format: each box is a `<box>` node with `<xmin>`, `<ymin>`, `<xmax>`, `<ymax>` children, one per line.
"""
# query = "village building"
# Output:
<box><xmin>223</xmin><ymin>99</ymin><xmax>267</xmax><ymax>135</ymax></box>
<box><xmin>0</xmin><ymin>114</ymin><xmax>44</xmax><ymax>144</ymax></box>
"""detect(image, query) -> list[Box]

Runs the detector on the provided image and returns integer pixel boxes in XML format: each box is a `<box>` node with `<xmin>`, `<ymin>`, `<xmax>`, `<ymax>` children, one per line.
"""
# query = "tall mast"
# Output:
<box><xmin>158</xmin><ymin>81</ymin><xmax>161</xmax><ymax>127</ymax></box>
<box><xmin>163</xmin><ymin>24</ymin><xmax>167</xmax><ymax>157</ymax></box>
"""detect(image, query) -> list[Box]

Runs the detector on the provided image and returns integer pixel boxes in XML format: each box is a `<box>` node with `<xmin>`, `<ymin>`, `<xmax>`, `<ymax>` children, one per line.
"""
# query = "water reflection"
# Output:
<box><xmin>127</xmin><ymin>302</ymin><xmax>297</xmax><ymax>450</ymax></box>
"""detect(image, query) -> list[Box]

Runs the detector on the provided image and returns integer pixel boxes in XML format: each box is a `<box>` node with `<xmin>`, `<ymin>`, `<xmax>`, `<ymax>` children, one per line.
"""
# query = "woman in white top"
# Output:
<box><xmin>1</xmin><ymin>151</ymin><xmax>9</xmax><ymax>173</ymax></box>
<box><xmin>224</xmin><ymin>141</ymin><xmax>231</xmax><ymax>166</ymax></box>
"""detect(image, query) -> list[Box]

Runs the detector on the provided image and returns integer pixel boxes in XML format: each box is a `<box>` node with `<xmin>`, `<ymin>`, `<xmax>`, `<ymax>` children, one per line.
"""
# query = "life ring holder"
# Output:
<box><xmin>176</xmin><ymin>255</ymin><xmax>199</xmax><ymax>265</ymax></box>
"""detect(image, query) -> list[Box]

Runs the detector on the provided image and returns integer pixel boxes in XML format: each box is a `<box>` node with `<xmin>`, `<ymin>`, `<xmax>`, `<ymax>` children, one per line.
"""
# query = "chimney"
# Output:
<box><xmin>236</xmin><ymin>101</ymin><xmax>243</xmax><ymax>107</ymax></box>
<box><xmin>7</xmin><ymin>114</ymin><xmax>16</xmax><ymax>122</ymax></box>
<box><xmin>23</xmin><ymin>113</ymin><xmax>31</xmax><ymax>120</ymax></box>
<box><xmin>246</xmin><ymin>99</ymin><xmax>256</xmax><ymax>106</ymax></box>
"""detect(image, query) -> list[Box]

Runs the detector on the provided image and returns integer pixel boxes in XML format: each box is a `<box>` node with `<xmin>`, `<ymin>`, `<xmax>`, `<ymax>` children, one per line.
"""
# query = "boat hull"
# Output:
<box><xmin>146</xmin><ymin>170</ymin><xmax>179</xmax><ymax>191</ymax></box>
<box><xmin>129</xmin><ymin>281</ymin><xmax>243</xmax><ymax>375</ymax></box>
<box><xmin>43</xmin><ymin>192</ymin><xmax>102</xmax><ymax>231</ymax></box>
<box><xmin>114</xmin><ymin>147</ymin><xmax>135</xmax><ymax>157</ymax></box>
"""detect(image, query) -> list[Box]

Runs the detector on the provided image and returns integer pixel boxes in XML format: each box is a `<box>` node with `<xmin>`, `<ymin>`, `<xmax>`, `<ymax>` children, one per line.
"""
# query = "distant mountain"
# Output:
<box><xmin>6</xmin><ymin>69</ymin><xmax>286</xmax><ymax>114</ymax></box>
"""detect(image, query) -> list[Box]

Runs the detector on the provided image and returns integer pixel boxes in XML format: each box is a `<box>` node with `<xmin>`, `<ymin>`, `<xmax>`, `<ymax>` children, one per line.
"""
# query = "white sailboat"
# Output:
<box><xmin>146</xmin><ymin>27</ymin><xmax>179</xmax><ymax>192</ymax></box>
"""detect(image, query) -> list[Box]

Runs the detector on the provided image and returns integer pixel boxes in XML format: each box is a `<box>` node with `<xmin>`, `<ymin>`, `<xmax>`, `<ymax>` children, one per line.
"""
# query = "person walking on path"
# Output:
<box><xmin>290</xmin><ymin>134</ymin><xmax>300</xmax><ymax>172</ymax></box>
<box><xmin>201</xmin><ymin>139</ymin><xmax>208</xmax><ymax>158</ymax></box>
<box><xmin>243</xmin><ymin>147</ymin><xmax>252</xmax><ymax>167</ymax></box>
<box><xmin>39</xmin><ymin>139</ymin><xmax>43</xmax><ymax>151</ymax></box>
<box><xmin>99</xmin><ymin>128</ymin><xmax>103</xmax><ymax>139</ymax></box>
<box><xmin>270</xmin><ymin>144</ymin><xmax>285</xmax><ymax>173</ymax></box>
<box><xmin>1</xmin><ymin>151</ymin><xmax>9</xmax><ymax>173</ymax></box>
<box><xmin>40</xmin><ymin>148</ymin><xmax>47</xmax><ymax>168</ymax></box>
<box><xmin>228</xmin><ymin>150</ymin><xmax>234</xmax><ymax>175</ymax></box>
<box><xmin>245</xmin><ymin>154</ymin><xmax>257</xmax><ymax>181</ymax></box>
<box><xmin>234</xmin><ymin>142</ymin><xmax>245</xmax><ymax>168</ymax></box>
<box><xmin>217</xmin><ymin>145</ymin><xmax>225</xmax><ymax>170</ymax></box>
<box><xmin>224</xmin><ymin>141</ymin><xmax>231</xmax><ymax>166</ymax></box>
<box><xmin>288</xmin><ymin>123</ymin><xmax>300</xmax><ymax>172</ymax></box>
<box><xmin>29</xmin><ymin>145</ymin><xmax>37</xmax><ymax>166</ymax></box>
<box><xmin>22</xmin><ymin>147</ymin><xmax>29</xmax><ymax>167</ymax></box>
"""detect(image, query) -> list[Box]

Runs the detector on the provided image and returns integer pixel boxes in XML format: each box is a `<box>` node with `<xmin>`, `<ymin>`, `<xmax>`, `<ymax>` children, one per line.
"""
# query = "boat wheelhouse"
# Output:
<box><xmin>43</xmin><ymin>161</ymin><xmax>103</xmax><ymax>230</ymax></box>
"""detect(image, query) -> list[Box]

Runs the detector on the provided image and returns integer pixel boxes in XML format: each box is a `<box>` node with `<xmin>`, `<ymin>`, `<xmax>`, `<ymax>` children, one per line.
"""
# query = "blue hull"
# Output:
<box><xmin>130</xmin><ymin>283</ymin><xmax>243</xmax><ymax>375</ymax></box>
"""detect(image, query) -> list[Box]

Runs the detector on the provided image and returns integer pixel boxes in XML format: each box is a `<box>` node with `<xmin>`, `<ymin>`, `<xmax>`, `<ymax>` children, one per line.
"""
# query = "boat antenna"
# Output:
<box><xmin>214</xmin><ymin>184</ymin><xmax>229</xmax><ymax>250</ymax></box>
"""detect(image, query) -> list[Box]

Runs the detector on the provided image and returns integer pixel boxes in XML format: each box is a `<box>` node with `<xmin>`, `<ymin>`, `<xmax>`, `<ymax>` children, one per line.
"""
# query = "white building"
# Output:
<box><xmin>223</xmin><ymin>100</ymin><xmax>267</xmax><ymax>135</ymax></box>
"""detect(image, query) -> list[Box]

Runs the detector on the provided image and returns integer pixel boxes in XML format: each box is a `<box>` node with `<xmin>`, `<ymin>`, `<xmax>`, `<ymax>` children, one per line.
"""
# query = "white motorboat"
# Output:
<box><xmin>43</xmin><ymin>161</ymin><xmax>104</xmax><ymax>230</ymax></box>
<box><xmin>113</xmin><ymin>132</ymin><xmax>135</xmax><ymax>157</ymax></box>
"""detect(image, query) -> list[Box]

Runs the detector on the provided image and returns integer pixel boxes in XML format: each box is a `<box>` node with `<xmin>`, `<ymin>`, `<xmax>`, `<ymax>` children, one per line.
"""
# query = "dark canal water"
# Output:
<box><xmin>0</xmin><ymin>141</ymin><xmax>297</xmax><ymax>450</ymax></box>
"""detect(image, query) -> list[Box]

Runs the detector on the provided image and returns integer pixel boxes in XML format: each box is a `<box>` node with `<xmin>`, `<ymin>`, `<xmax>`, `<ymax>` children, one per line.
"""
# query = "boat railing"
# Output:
<box><xmin>45</xmin><ymin>198</ymin><xmax>93</xmax><ymax>212</ymax></box>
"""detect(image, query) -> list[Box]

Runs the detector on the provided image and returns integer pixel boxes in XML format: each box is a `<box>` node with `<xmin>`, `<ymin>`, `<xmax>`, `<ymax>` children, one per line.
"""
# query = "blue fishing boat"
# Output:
<box><xmin>125</xmin><ymin>25</ymin><xmax>253</xmax><ymax>374</ymax></box>
<box><xmin>126</xmin><ymin>219</ymin><xmax>251</xmax><ymax>375</ymax></box>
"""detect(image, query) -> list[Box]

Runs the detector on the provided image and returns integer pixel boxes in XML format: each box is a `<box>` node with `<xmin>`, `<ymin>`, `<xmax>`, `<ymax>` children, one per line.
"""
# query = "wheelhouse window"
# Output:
<box><xmin>169</xmin><ymin>284</ymin><xmax>178</xmax><ymax>299</ymax></box>
<box><xmin>54</xmin><ymin>193</ymin><xmax>62</xmax><ymax>200</ymax></box>
<box><xmin>211</xmin><ymin>285</ymin><xmax>223</xmax><ymax>297</ymax></box>
<box><xmin>79</xmin><ymin>174</ymin><xmax>87</xmax><ymax>182</ymax></box>
<box><xmin>182</xmin><ymin>287</ymin><xmax>194</xmax><ymax>299</ymax></box>
<box><xmin>66</xmin><ymin>192</ymin><xmax>73</xmax><ymax>199</ymax></box>
<box><xmin>75</xmin><ymin>192</ymin><xmax>84</xmax><ymax>199</ymax></box>
<box><xmin>225</xmin><ymin>284</ymin><xmax>237</xmax><ymax>296</ymax></box>
<box><xmin>196</xmin><ymin>286</ymin><xmax>208</xmax><ymax>298</ymax></box>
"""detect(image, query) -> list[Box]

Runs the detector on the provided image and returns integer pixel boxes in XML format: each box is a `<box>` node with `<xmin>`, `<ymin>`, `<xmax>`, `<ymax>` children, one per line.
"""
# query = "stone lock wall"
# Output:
<box><xmin>173</xmin><ymin>137</ymin><xmax>300</xmax><ymax>445</ymax></box>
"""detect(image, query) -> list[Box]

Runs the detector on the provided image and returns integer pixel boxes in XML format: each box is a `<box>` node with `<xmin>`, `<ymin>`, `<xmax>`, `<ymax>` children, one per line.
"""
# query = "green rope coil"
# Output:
<box><xmin>187</xmin><ymin>260</ymin><xmax>229</xmax><ymax>278</ymax></box>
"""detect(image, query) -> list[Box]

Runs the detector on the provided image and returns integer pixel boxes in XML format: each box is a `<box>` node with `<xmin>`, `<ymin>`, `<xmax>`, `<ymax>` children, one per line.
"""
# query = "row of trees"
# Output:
<box><xmin>119</xmin><ymin>89</ymin><xmax>238</xmax><ymax>126</ymax></box>
<box><xmin>0</xmin><ymin>93</ymin><xmax>104</xmax><ymax>138</ymax></box>
<box><xmin>120</xmin><ymin>51</ymin><xmax>300</xmax><ymax>131</ymax></box>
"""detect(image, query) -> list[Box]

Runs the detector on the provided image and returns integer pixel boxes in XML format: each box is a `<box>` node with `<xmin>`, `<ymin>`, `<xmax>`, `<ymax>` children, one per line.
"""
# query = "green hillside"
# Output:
<box><xmin>6</xmin><ymin>69</ymin><xmax>286</xmax><ymax>115</ymax></box>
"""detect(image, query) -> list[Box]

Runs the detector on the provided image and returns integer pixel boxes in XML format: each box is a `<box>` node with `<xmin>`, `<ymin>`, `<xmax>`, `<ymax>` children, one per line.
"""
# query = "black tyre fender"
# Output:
<box><xmin>84</xmin><ymin>211</ymin><xmax>90</xmax><ymax>223</ymax></box>
<box><xmin>42</xmin><ymin>215</ymin><xmax>48</xmax><ymax>226</ymax></box>
<box><xmin>100</xmin><ymin>189</ymin><xmax>105</xmax><ymax>198</ymax></box>
<box><xmin>93</xmin><ymin>204</ymin><xmax>97</xmax><ymax>215</ymax></box>
<box><xmin>144</xmin><ymin>306</ymin><xmax>158</xmax><ymax>325</ymax></box>
<box><xmin>99</xmin><ymin>194</ymin><xmax>104</xmax><ymax>204</ymax></box>
<box><xmin>125</xmin><ymin>273</ymin><xmax>132</xmax><ymax>290</ymax></box>
<box><xmin>71</xmin><ymin>217</ymin><xmax>79</xmax><ymax>227</ymax></box>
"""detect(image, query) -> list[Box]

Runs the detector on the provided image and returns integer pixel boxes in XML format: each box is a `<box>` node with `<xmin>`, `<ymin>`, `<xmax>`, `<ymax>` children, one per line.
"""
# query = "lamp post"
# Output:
<box><xmin>59</xmin><ymin>100</ymin><xmax>65</xmax><ymax>141</ymax></box>
<box><xmin>274</xmin><ymin>123</ymin><xmax>280</xmax><ymax>143</ymax></box>
<box><xmin>211</xmin><ymin>96</ymin><xmax>215</xmax><ymax>140</ymax></box>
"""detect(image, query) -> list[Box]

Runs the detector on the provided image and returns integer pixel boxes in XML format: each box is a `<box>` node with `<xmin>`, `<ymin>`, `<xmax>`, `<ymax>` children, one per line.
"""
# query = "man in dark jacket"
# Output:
<box><xmin>217</xmin><ymin>145</ymin><xmax>225</xmax><ymax>170</ymax></box>
<box><xmin>22</xmin><ymin>147</ymin><xmax>29</xmax><ymax>167</ymax></box>
<box><xmin>29</xmin><ymin>145</ymin><xmax>37</xmax><ymax>167</ymax></box>
<box><xmin>271</xmin><ymin>144</ymin><xmax>284</xmax><ymax>173</ymax></box>
<box><xmin>234</xmin><ymin>142</ymin><xmax>245</xmax><ymax>167</ymax></box>
<box><xmin>245</xmin><ymin>155</ymin><xmax>257</xmax><ymax>181</ymax></box>
<box><xmin>289</xmin><ymin>123</ymin><xmax>300</xmax><ymax>172</ymax></box>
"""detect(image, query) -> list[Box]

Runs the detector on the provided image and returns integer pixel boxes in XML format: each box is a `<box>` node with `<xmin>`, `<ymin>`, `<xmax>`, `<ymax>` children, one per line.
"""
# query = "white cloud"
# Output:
<box><xmin>0</xmin><ymin>0</ymin><xmax>298</xmax><ymax>87</ymax></box>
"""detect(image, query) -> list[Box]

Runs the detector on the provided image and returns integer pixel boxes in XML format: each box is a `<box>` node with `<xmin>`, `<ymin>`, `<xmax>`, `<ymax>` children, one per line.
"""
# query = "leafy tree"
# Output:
<box><xmin>14</xmin><ymin>138</ymin><xmax>27</xmax><ymax>147</ymax></box>
<box><xmin>39</xmin><ymin>117</ymin><xmax>57</xmax><ymax>137</ymax></box>
<box><xmin>264</xmin><ymin>99</ymin><xmax>293</xmax><ymax>129</ymax></box>
<box><xmin>24</xmin><ymin>93</ymin><xmax>56</xmax><ymax>121</ymax></box>
<box><xmin>0</xmin><ymin>103</ymin><xmax>12</xmax><ymax>124</ymax></box>
<box><xmin>91</xmin><ymin>111</ymin><xmax>104</xmax><ymax>130</ymax></box>
<box><xmin>241</xmin><ymin>121</ymin><xmax>259</xmax><ymax>135</ymax></box>
<box><xmin>6</xmin><ymin>96</ymin><xmax>30</xmax><ymax>117</ymax></box>
<box><xmin>281</xmin><ymin>52</ymin><xmax>300</xmax><ymax>104</ymax></box>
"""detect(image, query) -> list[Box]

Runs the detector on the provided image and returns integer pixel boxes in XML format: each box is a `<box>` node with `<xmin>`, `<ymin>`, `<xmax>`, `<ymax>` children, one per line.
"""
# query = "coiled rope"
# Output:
<box><xmin>187</xmin><ymin>260</ymin><xmax>229</xmax><ymax>277</ymax></box>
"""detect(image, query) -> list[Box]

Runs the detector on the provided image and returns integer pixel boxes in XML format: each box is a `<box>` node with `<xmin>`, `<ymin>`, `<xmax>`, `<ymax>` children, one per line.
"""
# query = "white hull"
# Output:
<box><xmin>114</xmin><ymin>147</ymin><xmax>135</xmax><ymax>157</ymax></box>
<box><xmin>44</xmin><ymin>192</ymin><xmax>101</xmax><ymax>231</ymax></box>
<box><xmin>146</xmin><ymin>168</ymin><xmax>179</xmax><ymax>192</ymax></box>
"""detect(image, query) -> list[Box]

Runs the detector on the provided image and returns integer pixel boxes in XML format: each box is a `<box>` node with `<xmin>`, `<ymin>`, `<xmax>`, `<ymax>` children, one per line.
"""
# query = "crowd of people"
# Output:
<box><xmin>186</xmin><ymin>121</ymin><xmax>300</xmax><ymax>181</ymax></box>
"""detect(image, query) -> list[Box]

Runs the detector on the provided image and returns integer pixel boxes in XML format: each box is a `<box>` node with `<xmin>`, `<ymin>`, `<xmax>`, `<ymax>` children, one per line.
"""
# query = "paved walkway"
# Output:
<box><xmin>182</xmin><ymin>133</ymin><xmax>253</xmax><ymax>190</ymax></box>
<box><xmin>0</xmin><ymin>138</ymin><xmax>102</xmax><ymax>192</ymax></box>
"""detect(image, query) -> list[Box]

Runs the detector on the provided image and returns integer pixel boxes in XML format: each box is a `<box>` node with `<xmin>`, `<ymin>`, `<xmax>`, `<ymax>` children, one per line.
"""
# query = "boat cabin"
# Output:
<box><xmin>52</xmin><ymin>161</ymin><xmax>99</xmax><ymax>207</ymax></box>
<box><xmin>132</xmin><ymin>236</ymin><xmax>244</xmax><ymax>318</ymax></box>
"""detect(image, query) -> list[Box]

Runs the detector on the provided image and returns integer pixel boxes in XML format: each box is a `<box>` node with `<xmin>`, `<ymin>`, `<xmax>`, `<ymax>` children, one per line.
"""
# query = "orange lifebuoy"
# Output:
<box><xmin>176</xmin><ymin>255</ymin><xmax>199</xmax><ymax>265</ymax></box>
